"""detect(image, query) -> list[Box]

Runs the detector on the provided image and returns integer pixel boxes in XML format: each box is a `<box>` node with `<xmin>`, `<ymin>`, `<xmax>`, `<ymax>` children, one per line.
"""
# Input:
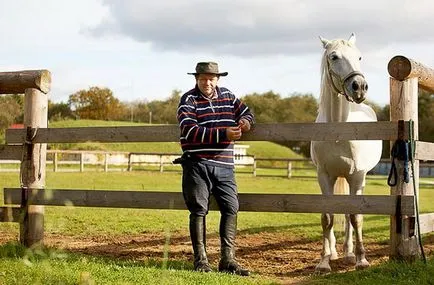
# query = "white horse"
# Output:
<box><xmin>310</xmin><ymin>33</ymin><xmax>382</xmax><ymax>273</ymax></box>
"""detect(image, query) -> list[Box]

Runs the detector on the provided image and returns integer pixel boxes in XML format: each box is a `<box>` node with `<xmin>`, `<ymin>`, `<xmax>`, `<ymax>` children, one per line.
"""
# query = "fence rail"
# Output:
<box><xmin>4</xmin><ymin>188</ymin><xmax>415</xmax><ymax>215</ymax></box>
<box><xmin>5</xmin><ymin>121</ymin><xmax>409</xmax><ymax>144</ymax></box>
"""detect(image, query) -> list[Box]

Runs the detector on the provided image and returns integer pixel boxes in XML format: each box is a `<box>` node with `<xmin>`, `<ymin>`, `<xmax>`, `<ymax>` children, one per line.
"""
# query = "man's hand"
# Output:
<box><xmin>226</xmin><ymin>126</ymin><xmax>242</xmax><ymax>141</ymax></box>
<box><xmin>238</xmin><ymin>118</ymin><xmax>251</xmax><ymax>132</ymax></box>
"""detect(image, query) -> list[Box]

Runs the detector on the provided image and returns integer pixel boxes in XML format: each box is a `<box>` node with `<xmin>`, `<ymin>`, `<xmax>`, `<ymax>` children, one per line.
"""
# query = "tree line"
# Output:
<box><xmin>0</xmin><ymin>86</ymin><xmax>432</xmax><ymax>157</ymax></box>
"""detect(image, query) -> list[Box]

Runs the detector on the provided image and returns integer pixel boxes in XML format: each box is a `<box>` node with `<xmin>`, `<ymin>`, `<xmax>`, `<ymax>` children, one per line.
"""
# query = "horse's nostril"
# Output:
<box><xmin>352</xmin><ymin>81</ymin><xmax>359</xmax><ymax>91</ymax></box>
<box><xmin>364</xmin><ymin>83</ymin><xmax>368</xmax><ymax>92</ymax></box>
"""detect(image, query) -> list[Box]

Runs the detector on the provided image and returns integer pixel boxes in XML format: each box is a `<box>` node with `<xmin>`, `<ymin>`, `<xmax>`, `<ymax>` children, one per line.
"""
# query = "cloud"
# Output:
<box><xmin>87</xmin><ymin>0</ymin><xmax>434</xmax><ymax>57</ymax></box>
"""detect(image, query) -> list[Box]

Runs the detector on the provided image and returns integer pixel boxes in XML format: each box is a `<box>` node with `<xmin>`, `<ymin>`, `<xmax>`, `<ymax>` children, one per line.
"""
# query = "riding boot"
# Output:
<box><xmin>218</xmin><ymin>214</ymin><xmax>250</xmax><ymax>276</ymax></box>
<box><xmin>189</xmin><ymin>214</ymin><xmax>212</xmax><ymax>272</ymax></box>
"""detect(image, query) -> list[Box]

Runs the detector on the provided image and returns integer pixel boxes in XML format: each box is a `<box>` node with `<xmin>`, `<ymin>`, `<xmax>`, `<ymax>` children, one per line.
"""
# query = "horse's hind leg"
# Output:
<box><xmin>315</xmin><ymin>172</ymin><xmax>337</xmax><ymax>273</ymax></box>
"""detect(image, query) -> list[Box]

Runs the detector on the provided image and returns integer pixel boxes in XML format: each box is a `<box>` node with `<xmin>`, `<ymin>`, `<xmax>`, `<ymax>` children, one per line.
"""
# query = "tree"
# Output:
<box><xmin>0</xmin><ymin>94</ymin><xmax>24</xmax><ymax>143</ymax></box>
<box><xmin>68</xmin><ymin>87</ymin><xmax>127</xmax><ymax>120</ymax></box>
<box><xmin>48</xmin><ymin>100</ymin><xmax>76</xmax><ymax>121</ymax></box>
<box><xmin>242</xmin><ymin>91</ymin><xmax>281</xmax><ymax>123</ymax></box>
<box><xmin>146</xmin><ymin>90</ymin><xmax>181</xmax><ymax>124</ymax></box>
<box><xmin>418</xmin><ymin>89</ymin><xmax>434</xmax><ymax>143</ymax></box>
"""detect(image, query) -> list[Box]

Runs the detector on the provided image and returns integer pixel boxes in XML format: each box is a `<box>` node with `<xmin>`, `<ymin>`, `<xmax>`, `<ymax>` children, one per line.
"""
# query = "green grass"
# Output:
<box><xmin>1</xmin><ymin>171</ymin><xmax>433</xmax><ymax>284</ymax></box>
<box><xmin>0</xmin><ymin>243</ymin><xmax>275</xmax><ymax>285</ymax></box>
<box><xmin>309</xmin><ymin>257</ymin><xmax>434</xmax><ymax>285</ymax></box>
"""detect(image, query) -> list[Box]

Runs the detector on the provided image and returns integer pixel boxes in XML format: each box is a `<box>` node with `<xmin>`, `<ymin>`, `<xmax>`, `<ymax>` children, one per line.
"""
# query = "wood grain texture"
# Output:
<box><xmin>415</xmin><ymin>141</ymin><xmax>434</xmax><ymax>161</ymax></box>
<box><xmin>388</xmin><ymin>56</ymin><xmax>434</xmax><ymax>93</ymax></box>
<box><xmin>419</xmin><ymin>213</ymin><xmax>434</xmax><ymax>235</ymax></box>
<box><xmin>5</xmin><ymin>122</ymin><xmax>407</xmax><ymax>144</ymax></box>
<box><xmin>0</xmin><ymin>145</ymin><xmax>22</xmax><ymax>160</ymax></box>
<box><xmin>0</xmin><ymin>70</ymin><xmax>51</xmax><ymax>94</ymax></box>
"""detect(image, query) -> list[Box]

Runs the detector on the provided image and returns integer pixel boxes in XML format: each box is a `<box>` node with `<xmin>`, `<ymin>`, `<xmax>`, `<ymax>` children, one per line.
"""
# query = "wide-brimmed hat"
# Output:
<box><xmin>187</xmin><ymin>62</ymin><xmax>228</xmax><ymax>76</ymax></box>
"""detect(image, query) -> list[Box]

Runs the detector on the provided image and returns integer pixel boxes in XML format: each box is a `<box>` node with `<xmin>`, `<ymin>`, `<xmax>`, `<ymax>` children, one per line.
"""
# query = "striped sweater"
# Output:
<box><xmin>177</xmin><ymin>85</ymin><xmax>255</xmax><ymax>168</ymax></box>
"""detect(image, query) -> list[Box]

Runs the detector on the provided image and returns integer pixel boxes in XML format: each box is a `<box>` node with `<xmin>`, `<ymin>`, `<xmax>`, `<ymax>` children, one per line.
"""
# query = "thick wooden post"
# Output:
<box><xmin>389</xmin><ymin>77</ymin><xmax>420</xmax><ymax>260</ymax></box>
<box><xmin>20</xmin><ymin>88</ymin><xmax>47</xmax><ymax>247</ymax></box>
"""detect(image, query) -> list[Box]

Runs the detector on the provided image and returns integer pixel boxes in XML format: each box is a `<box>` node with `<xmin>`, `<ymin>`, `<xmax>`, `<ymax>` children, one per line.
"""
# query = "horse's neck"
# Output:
<box><xmin>319</xmin><ymin>85</ymin><xmax>350</xmax><ymax>122</ymax></box>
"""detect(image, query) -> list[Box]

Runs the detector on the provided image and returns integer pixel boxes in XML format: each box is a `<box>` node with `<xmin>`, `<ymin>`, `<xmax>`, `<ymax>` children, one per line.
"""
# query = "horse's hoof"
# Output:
<box><xmin>355</xmin><ymin>259</ymin><xmax>370</xmax><ymax>270</ymax></box>
<box><xmin>315</xmin><ymin>263</ymin><xmax>331</xmax><ymax>274</ymax></box>
<box><xmin>343</xmin><ymin>254</ymin><xmax>356</xmax><ymax>265</ymax></box>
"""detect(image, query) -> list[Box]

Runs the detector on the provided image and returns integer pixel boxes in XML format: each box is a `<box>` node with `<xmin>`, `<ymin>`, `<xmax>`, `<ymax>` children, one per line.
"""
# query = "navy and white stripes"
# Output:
<box><xmin>177</xmin><ymin>85</ymin><xmax>254</xmax><ymax>168</ymax></box>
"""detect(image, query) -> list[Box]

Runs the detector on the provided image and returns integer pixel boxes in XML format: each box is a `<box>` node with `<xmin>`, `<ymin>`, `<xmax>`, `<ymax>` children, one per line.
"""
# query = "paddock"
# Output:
<box><xmin>0</xmin><ymin>55</ymin><xmax>433</xmax><ymax>266</ymax></box>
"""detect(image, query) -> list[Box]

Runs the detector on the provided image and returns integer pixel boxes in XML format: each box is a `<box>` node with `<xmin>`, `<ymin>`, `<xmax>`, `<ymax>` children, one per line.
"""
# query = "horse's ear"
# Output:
<box><xmin>348</xmin><ymin>33</ymin><xmax>356</xmax><ymax>45</ymax></box>
<box><xmin>319</xmin><ymin>36</ymin><xmax>330</xmax><ymax>48</ymax></box>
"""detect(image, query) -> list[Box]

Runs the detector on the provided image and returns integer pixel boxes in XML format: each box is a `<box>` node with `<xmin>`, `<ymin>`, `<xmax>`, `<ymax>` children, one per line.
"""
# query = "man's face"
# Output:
<box><xmin>196</xmin><ymin>74</ymin><xmax>219</xmax><ymax>97</ymax></box>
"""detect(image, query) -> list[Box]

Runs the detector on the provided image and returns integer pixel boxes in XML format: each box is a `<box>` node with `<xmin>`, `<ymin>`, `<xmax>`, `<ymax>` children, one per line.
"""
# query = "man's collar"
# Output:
<box><xmin>197</xmin><ymin>86</ymin><xmax>218</xmax><ymax>100</ymax></box>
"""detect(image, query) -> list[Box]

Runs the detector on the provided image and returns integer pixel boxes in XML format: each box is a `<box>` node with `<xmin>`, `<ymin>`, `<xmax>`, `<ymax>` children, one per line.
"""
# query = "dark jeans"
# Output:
<box><xmin>182</xmin><ymin>161</ymin><xmax>239</xmax><ymax>216</ymax></box>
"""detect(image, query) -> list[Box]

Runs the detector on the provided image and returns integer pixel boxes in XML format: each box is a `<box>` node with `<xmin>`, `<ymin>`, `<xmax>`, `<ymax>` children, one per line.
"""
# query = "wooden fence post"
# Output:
<box><xmin>53</xmin><ymin>151</ymin><xmax>58</xmax><ymax>172</ymax></box>
<box><xmin>287</xmin><ymin>161</ymin><xmax>292</xmax><ymax>179</ymax></box>
<box><xmin>20</xmin><ymin>88</ymin><xmax>47</xmax><ymax>247</ymax></box>
<box><xmin>104</xmin><ymin>153</ymin><xmax>109</xmax><ymax>172</ymax></box>
<box><xmin>389</xmin><ymin>77</ymin><xmax>420</xmax><ymax>260</ymax></box>
<box><xmin>80</xmin><ymin>152</ymin><xmax>84</xmax><ymax>172</ymax></box>
<box><xmin>253</xmin><ymin>159</ymin><xmax>257</xmax><ymax>177</ymax></box>
<box><xmin>128</xmin><ymin>153</ymin><xmax>132</xmax><ymax>171</ymax></box>
<box><xmin>159</xmin><ymin>154</ymin><xmax>164</xmax><ymax>173</ymax></box>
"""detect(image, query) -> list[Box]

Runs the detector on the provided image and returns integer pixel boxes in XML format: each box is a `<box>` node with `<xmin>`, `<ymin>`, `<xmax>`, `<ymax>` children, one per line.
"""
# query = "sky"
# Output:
<box><xmin>1</xmin><ymin>0</ymin><xmax>433</xmax><ymax>106</ymax></box>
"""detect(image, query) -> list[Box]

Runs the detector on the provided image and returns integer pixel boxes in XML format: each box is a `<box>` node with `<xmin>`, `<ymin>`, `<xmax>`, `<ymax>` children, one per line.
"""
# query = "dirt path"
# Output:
<box><xmin>1</xmin><ymin>231</ymin><xmax>433</xmax><ymax>284</ymax></box>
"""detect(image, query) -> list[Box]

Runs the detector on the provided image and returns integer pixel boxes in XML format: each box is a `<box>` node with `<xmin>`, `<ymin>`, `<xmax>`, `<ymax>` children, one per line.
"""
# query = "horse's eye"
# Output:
<box><xmin>330</xmin><ymin>54</ymin><xmax>339</xmax><ymax>61</ymax></box>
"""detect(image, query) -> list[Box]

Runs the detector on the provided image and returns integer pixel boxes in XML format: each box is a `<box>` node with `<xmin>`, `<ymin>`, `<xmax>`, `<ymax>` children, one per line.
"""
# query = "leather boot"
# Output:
<box><xmin>189</xmin><ymin>214</ymin><xmax>212</xmax><ymax>272</ymax></box>
<box><xmin>218</xmin><ymin>214</ymin><xmax>250</xmax><ymax>276</ymax></box>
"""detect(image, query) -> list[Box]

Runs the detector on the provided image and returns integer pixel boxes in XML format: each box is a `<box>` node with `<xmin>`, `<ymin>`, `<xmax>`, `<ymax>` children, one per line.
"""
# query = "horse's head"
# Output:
<box><xmin>320</xmin><ymin>33</ymin><xmax>367</xmax><ymax>104</ymax></box>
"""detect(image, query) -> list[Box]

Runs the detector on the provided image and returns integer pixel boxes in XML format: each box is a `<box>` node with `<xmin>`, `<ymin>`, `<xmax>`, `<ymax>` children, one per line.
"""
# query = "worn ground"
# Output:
<box><xmin>2</xmin><ymin>230</ymin><xmax>433</xmax><ymax>284</ymax></box>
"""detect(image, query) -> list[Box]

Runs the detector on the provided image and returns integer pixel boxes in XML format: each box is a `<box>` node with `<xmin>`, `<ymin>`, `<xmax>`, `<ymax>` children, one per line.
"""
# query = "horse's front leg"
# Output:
<box><xmin>315</xmin><ymin>172</ymin><xmax>337</xmax><ymax>273</ymax></box>
<box><xmin>349</xmin><ymin>177</ymin><xmax>370</xmax><ymax>270</ymax></box>
<box><xmin>316</xmin><ymin>212</ymin><xmax>337</xmax><ymax>273</ymax></box>
<box><xmin>350</xmin><ymin>213</ymin><xmax>369</xmax><ymax>269</ymax></box>
<box><xmin>343</xmin><ymin>214</ymin><xmax>356</xmax><ymax>264</ymax></box>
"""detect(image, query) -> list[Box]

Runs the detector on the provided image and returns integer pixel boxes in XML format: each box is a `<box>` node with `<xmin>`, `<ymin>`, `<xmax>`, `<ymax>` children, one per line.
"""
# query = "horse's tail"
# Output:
<box><xmin>334</xmin><ymin>177</ymin><xmax>349</xmax><ymax>234</ymax></box>
<box><xmin>334</xmin><ymin>177</ymin><xmax>349</xmax><ymax>195</ymax></box>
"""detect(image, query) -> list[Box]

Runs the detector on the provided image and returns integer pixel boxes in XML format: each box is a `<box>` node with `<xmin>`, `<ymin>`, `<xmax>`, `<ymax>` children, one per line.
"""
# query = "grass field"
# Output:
<box><xmin>0</xmin><ymin>170</ymin><xmax>433</xmax><ymax>284</ymax></box>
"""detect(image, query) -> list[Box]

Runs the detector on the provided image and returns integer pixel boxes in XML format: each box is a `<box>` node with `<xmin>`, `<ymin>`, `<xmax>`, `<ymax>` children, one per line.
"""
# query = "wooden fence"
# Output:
<box><xmin>0</xmin><ymin>56</ymin><xmax>433</xmax><ymax>262</ymax></box>
<box><xmin>2</xmin><ymin>151</ymin><xmax>433</xmax><ymax>178</ymax></box>
<box><xmin>0</xmin><ymin>150</ymin><xmax>309</xmax><ymax>177</ymax></box>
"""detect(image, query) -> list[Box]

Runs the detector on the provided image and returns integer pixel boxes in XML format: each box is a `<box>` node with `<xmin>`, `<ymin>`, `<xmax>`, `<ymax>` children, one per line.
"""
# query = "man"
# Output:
<box><xmin>175</xmin><ymin>62</ymin><xmax>254</xmax><ymax>276</ymax></box>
